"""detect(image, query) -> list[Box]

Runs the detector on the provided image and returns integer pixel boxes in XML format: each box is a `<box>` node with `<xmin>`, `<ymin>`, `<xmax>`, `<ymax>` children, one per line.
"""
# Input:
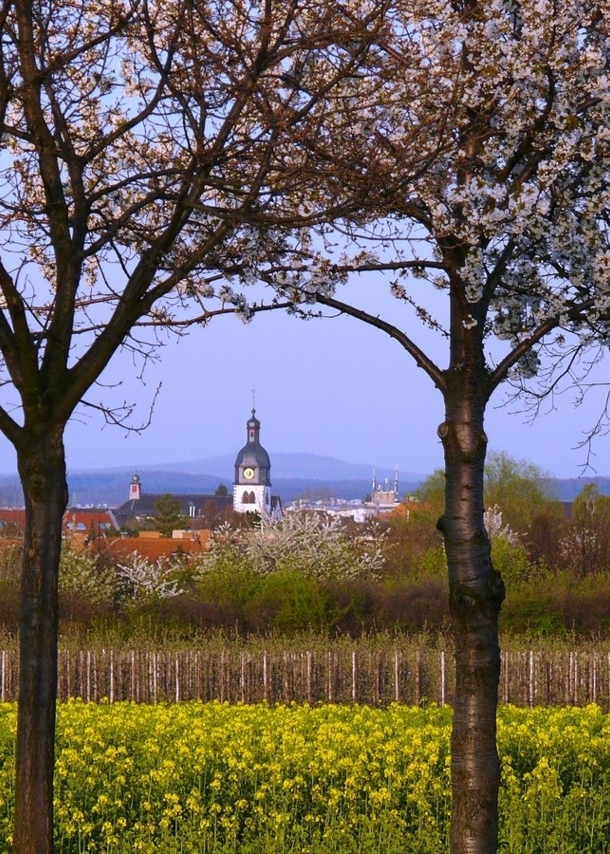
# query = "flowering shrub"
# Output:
<box><xmin>116</xmin><ymin>551</ymin><xmax>186</xmax><ymax>601</ymax></box>
<box><xmin>59</xmin><ymin>540</ymin><xmax>118</xmax><ymax>605</ymax></box>
<box><xmin>484</xmin><ymin>506</ymin><xmax>518</xmax><ymax>546</ymax></box>
<box><xmin>193</xmin><ymin>513</ymin><xmax>387</xmax><ymax>581</ymax></box>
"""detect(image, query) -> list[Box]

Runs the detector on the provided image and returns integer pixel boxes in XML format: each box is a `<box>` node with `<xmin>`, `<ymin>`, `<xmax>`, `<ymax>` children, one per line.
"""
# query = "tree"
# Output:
<box><xmin>267</xmin><ymin>2</ymin><xmax>610</xmax><ymax>850</ymax></box>
<box><xmin>0</xmin><ymin>2</ymin><xmax>390</xmax><ymax>850</ymax></box>
<box><xmin>562</xmin><ymin>483</ymin><xmax>610</xmax><ymax>576</ymax></box>
<box><xmin>484</xmin><ymin>451</ymin><xmax>554</xmax><ymax>536</ymax></box>
<box><xmin>154</xmin><ymin>494</ymin><xmax>184</xmax><ymax>538</ymax></box>
<box><xmin>415</xmin><ymin>469</ymin><xmax>446</xmax><ymax>512</ymax></box>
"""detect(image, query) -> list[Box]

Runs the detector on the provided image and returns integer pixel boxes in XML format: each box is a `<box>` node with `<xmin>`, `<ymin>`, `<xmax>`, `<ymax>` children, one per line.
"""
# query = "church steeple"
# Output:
<box><xmin>233</xmin><ymin>408</ymin><xmax>272</xmax><ymax>514</ymax></box>
<box><xmin>234</xmin><ymin>408</ymin><xmax>271</xmax><ymax>487</ymax></box>
<box><xmin>247</xmin><ymin>408</ymin><xmax>261</xmax><ymax>445</ymax></box>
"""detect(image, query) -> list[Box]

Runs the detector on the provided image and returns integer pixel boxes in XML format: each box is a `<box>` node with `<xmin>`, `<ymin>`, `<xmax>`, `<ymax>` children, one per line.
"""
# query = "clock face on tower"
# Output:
<box><xmin>243</xmin><ymin>467</ymin><xmax>255</xmax><ymax>480</ymax></box>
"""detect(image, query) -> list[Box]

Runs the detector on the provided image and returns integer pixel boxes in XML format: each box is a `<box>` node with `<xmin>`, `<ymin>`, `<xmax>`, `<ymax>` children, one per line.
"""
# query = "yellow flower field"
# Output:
<box><xmin>0</xmin><ymin>702</ymin><xmax>608</xmax><ymax>852</ymax></box>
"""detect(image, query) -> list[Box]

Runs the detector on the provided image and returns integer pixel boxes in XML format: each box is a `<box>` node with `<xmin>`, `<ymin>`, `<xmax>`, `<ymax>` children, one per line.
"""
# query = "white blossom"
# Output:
<box><xmin>117</xmin><ymin>552</ymin><xmax>186</xmax><ymax>600</ymax></box>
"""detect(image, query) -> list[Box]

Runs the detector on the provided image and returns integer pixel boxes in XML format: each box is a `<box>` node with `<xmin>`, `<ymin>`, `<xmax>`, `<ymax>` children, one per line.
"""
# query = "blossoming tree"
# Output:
<box><xmin>0</xmin><ymin>1</ymin><xmax>396</xmax><ymax>851</ymax></box>
<box><xmin>266</xmin><ymin>1</ymin><xmax>610</xmax><ymax>850</ymax></box>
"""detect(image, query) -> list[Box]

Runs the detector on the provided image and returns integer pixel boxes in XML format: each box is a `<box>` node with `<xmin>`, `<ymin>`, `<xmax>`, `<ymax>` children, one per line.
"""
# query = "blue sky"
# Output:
<box><xmin>0</xmin><ymin>276</ymin><xmax>606</xmax><ymax>481</ymax></box>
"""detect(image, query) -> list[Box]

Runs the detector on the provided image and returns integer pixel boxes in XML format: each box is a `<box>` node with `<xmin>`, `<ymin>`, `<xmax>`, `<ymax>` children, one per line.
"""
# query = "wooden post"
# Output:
<box><xmin>306</xmin><ymin>651</ymin><xmax>312</xmax><ymax>704</ymax></box>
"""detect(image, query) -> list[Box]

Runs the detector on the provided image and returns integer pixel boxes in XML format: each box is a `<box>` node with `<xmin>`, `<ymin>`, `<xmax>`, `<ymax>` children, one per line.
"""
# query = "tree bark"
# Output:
<box><xmin>438</xmin><ymin>388</ymin><xmax>505</xmax><ymax>854</ymax></box>
<box><xmin>13</xmin><ymin>427</ymin><xmax>68</xmax><ymax>854</ymax></box>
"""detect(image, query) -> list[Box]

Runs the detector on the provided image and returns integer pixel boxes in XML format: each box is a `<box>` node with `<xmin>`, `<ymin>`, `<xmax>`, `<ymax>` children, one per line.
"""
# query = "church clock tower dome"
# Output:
<box><xmin>233</xmin><ymin>409</ymin><xmax>272</xmax><ymax>515</ymax></box>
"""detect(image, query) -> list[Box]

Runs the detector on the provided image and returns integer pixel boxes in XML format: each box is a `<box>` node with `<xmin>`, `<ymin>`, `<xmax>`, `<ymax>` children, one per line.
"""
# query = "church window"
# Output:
<box><xmin>242</xmin><ymin>491</ymin><xmax>256</xmax><ymax>504</ymax></box>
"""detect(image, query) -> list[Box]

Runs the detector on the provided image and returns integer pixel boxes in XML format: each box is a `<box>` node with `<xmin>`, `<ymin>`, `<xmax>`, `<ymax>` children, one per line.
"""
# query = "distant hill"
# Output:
<box><xmin>0</xmin><ymin>452</ymin><xmax>424</xmax><ymax>507</ymax></box>
<box><xmin>141</xmin><ymin>451</ymin><xmax>422</xmax><ymax>483</ymax></box>
<box><xmin>0</xmin><ymin>453</ymin><xmax>608</xmax><ymax>507</ymax></box>
<box><xmin>547</xmin><ymin>476</ymin><xmax>610</xmax><ymax>501</ymax></box>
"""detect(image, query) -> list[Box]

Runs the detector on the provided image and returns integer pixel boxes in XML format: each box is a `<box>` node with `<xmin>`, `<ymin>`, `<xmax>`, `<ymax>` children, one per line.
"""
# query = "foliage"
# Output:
<box><xmin>154</xmin><ymin>495</ymin><xmax>185</xmax><ymax>539</ymax></box>
<box><xmin>0</xmin><ymin>542</ymin><xmax>21</xmax><ymax>585</ymax></box>
<box><xmin>243</xmin><ymin>570</ymin><xmax>331</xmax><ymax>634</ymax></box>
<box><xmin>484</xmin><ymin>453</ymin><xmax>554</xmax><ymax>537</ymax></box>
<box><xmin>409</xmin><ymin>457</ymin><xmax>561</xmax><ymax>570</ymax></box>
<box><xmin>0</xmin><ymin>525</ymin><xmax>610</xmax><ymax>637</ymax></box>
<box><xmin>58</xmin><ymin>541</ymin><xmax>118</xmax><ymax>606</ymax></box>
<box><xmin>491</xmin><ymin>538</ymin><xmax>538</xmax><ymax>588</ymax></box>
<box><xmin>561</xmin><ymin>484</ymin><xmax>610</xmax><ymax>576</ymax></box>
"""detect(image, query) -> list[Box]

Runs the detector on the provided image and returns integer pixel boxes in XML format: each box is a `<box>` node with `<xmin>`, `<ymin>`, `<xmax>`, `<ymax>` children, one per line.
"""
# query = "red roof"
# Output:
<box><xmin>0</xmin><ymin>509</ymin><xmax>25</xmax><ymax>531</ymax></box>
<box><xmin>0</xmin><ymin>508</ymin><xmax>118</xmax><ymax>534</ymax></box>
<box><xmin>105</xmin><ymin>534</ymin><xmax>210</xmax><ymax>562</ymax></box>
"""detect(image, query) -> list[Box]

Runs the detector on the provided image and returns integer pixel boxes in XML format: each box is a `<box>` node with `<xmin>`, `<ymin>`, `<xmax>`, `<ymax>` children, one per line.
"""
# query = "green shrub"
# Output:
<box><xmin>244</xmin><ymin>570</ymin><xmax>330</xmax><ymax>634</ymax></box>
<box><xmin>491</xmin><ymin>538</ymin><xmax>537</xmax><ymax>586</ymax></box>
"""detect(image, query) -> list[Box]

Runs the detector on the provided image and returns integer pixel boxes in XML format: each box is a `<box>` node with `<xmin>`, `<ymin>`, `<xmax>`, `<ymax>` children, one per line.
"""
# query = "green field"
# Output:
<box><xmin>0</xmin><ymin>702</ymin><xmax>608</xmax><ymax>852</ymax></box>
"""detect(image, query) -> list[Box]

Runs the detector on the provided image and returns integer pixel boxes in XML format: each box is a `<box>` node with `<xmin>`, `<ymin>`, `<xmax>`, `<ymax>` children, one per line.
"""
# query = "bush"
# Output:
<box><xmin>244</xmin><ymin>571</ymin><xmax>331</xmax><ymax>634</ymax></box>
<box><xmin>492</xmin><ymin>538</ymin><xmax>538</xmax><ymax>586</ymax></box>
<box><xmin>193</xmin><ymin>514</ymin><xmax>387</xmax><ymax>581</ymax></box>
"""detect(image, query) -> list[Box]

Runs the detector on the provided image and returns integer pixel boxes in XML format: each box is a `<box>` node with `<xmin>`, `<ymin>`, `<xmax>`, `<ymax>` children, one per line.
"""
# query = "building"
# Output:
<box><xmin>114</xmin><ymin>409</ymin><xmax>281</xmax><ymax>528</ymax></box>
<box><xmin>0</xmin><ymin>507</ymin><xmax>119</xmax><ymax>538</ymax></box>
<box><xmin>287</xmin><ymin>469</ymin><xmax>401</xmax><ymax>524</ymax></box>
<box><xmin>370</xmin><ymin>470</ymin><xmax>401</xmax><ymax>510</ymax></box>
<box><xmin>233</xmin><ymin>409</ymin><xmax>282</xmax><ymax>519</ymax></box>
<box><xmin>114</xmin><ymin>474</ymin><xmax>232</xmax><ymax>529</ymax></box>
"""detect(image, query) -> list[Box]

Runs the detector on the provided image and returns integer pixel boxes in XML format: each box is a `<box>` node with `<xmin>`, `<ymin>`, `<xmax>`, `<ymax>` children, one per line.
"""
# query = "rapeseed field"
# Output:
<box><xmin>0</xmin><ymin>702</ymin><xmax>608</xmax><ymax>852</ymax></box>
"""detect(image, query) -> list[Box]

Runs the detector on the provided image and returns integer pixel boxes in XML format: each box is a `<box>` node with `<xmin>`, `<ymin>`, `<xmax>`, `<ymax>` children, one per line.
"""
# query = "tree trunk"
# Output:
<box><xmin>13</xmin><ymin>428</ymin><xmax>68</xmax><ymax>854</ymax></box>
<box><xmin>438</xmin><ymin>391</ymin><xmax>505</xmax><ymax>854</ymax></box>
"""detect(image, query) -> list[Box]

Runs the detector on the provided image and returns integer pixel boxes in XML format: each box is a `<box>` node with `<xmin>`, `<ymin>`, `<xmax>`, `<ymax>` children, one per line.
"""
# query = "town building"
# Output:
<box><xmin>233</xmin><ymin>409</ymin><xmax>282</xmax><ymax>519</ymax></box>
<box><xmin>288</xmin><ymin>470</ymin><xmax>400</xmax><ymax>523</ymax></box>
<box><xmin>0</xmin><ymin>507</ymin><xmax>119</xmax><ymax>538</ymax></box>
<box><xmin>114</xmin><ymin>475</ymin><xmax>232</xmax><ymax>529</ymax></box>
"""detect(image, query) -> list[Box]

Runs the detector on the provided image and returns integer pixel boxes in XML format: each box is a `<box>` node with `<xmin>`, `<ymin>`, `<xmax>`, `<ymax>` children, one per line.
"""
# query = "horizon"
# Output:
<box><xmin>0</xmin><ymin>279</ymin><xmax>606</xmax><ymax>481</ymax></box>
<box><xmin>0</xmin><ymin>446</ymin><xmax>606</xmax><ymax>484</ymax></box>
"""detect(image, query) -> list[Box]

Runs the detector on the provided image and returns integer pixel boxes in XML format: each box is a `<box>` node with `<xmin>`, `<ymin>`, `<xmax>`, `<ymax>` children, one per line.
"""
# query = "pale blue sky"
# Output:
<box><xmin>0</xmin><ymin>275</ymin><xmax>606</xmax><ymax>481</ymax></box>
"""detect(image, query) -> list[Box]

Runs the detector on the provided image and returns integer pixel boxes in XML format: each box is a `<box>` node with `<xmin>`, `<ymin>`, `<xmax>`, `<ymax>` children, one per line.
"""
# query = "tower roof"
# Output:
<box><xmin>234</xmin><ymin>409</ymin><xmax>271</xmax><ymax>473</ymax></box>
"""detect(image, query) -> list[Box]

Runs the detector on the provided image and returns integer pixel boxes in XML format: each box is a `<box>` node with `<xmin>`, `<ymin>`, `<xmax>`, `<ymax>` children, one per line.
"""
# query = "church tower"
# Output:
<box><xmin>233</xmin><ymin>409</ymin><xmax>272</xmax><ymax>515</ymax></box>
<box><xmin>129</xmin><ymin>473</ymin><xmax>141</xmax><ymax>501</ymax></box>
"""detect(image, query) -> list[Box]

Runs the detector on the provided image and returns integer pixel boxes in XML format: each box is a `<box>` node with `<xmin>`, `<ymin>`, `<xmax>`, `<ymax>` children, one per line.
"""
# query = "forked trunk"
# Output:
<box><xmin>13</xmin><ymin>429</ymin><xmax>68</xmax><ymax>854</ymax></box>
<box><xmin>438</xmin><ymin>398</ymin><xmax>505</xmax><ymax>854</ymax></box>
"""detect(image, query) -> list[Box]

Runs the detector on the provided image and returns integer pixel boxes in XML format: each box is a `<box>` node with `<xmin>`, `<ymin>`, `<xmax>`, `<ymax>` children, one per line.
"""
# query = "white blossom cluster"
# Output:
<box><xmin>59</xmin><ymin>542</ymin><xmax>118</xmax><ymax>605</ymax></box>
<box><xmin>193</xmin><ymin>514</ymin><xmax>387</xmax><ymax>581</ymax></box>
<box><xmin>312</xmin><ymin>0</ymin><xmax>610</xmax><ymax>383</ymax></box>
<box><xmin>116</xmin><ymin>552</ymin><xmax>186</xmax><ymax>601</ymax></box>
<box><xmin>484</xmin><ymin>506</ymin><xmax>519</xmax><ymax>546</ymax></box>
<box><xmin>0</xmin><ymin>0</ymin><xmax>609</xmax><ymax>409</ymax></box>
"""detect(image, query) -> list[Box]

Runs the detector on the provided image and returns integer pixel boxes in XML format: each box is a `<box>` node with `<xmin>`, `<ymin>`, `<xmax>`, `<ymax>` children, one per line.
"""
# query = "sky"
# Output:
<box><xmin>0</xmin><ymin>276</ymin><xmax>607</xmax><ymax>482</ymax></box>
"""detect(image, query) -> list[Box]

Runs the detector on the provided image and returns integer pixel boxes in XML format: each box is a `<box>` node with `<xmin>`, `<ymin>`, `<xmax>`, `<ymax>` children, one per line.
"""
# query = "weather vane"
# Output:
<box><xmin>251</xmin><ymin>388</ymin><xmax>256</xmax><ymax>412</ymax></box>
